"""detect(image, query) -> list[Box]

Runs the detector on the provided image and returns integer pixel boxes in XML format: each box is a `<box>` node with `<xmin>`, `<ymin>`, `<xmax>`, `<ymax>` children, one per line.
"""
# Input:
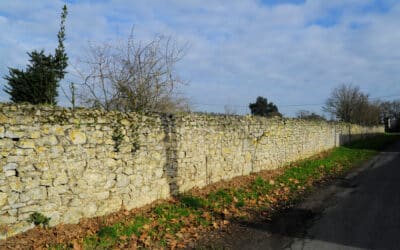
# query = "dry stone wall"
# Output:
<box><xmin>0</xmin><ymin>104</ymin><xmax>384</xmax><ymax>238</ymax></box>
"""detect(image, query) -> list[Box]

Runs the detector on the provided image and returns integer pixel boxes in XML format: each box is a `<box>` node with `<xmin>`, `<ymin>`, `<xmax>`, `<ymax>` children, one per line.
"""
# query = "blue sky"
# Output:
<box><xmin>1</xmin><ymin>0</ymin><xmax>400</xmax><ymax>116</ymax></box>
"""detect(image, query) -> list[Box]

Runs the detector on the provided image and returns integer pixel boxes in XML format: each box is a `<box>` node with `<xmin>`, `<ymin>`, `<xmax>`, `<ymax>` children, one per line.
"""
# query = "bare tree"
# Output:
<box><xmin>74</xmin><ymin>31</ymin><xmax>189</xmax><ymax>113</ymax></box>
<box><xmin>380</xmin><ymin>100</ymin><xmax>400</xmax><ymax>119</ymax></box>
<box><xmin>353</xmin><ymin>100</ymin><xmax>381</xmax><ymax>125</ymax></box>
<box><xmin>323</xmin><ymin>83</ymin><xmax>380</xmax><ymax>125</ymax></box>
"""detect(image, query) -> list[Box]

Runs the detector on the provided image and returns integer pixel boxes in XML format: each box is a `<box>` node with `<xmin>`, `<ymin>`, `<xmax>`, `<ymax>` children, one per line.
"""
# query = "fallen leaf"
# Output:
<box><xmin>119</xmin><ymin>235</ymin><xmax>128</xmax><ymax>241</ymax></box>
<box><xmin>222</xmin><ymin>209</ymin><xmax>230</xmax><ymax>216</ymax></box>
<box><xmin>165</xmin><ymin>233</ymin><xmax>175</xmax><ymax>240</ymax></box>
<box><xmin>72</xmin><ymin>239</ymin><xmax>82</xmax><ymax>250</ymax></box>
<box><xmin>177</xmin><ymin>243</ymin><xmax>186</xmax><ymax>248</ymax></box>
<box><xmin>169</xmin><ymin>239</ymin><xmax>178</xmax><ymax>249</ymax></box>
<box><xmin>175</xmin><ymin>232</ymin><xmax>183</xmax><ymax>239</ymax></box>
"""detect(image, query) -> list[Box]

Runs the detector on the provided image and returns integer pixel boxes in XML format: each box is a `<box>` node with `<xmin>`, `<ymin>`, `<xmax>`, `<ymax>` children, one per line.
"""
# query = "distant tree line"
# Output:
<box><xmin>323</xmin><ymin>83</ymin><xmax>391</xmax><ymax>126</ymax></box>
<box><xmin>296</xmin><ymin>110</ymin><xmax>326</xmax><ymax>121</ymax></box>
<box><xmin>248</xmin><ymin>84</ymin><xmax>399</xmax><ymax>128</ymax></box>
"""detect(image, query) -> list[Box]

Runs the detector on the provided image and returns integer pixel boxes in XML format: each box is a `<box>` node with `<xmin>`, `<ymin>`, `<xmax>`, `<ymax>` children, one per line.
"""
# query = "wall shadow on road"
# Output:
<box><xmin>238</xmin><ymin>207</ymin><xmax>316</xmax><ymax>238</ymax></box>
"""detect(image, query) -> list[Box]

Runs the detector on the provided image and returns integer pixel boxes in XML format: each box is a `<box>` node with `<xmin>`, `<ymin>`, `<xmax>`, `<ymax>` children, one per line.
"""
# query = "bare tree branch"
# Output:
<box><xmin>75</xmin><ymin>32</ymin><xmax>189</xmax><ymax>113</ymax></box>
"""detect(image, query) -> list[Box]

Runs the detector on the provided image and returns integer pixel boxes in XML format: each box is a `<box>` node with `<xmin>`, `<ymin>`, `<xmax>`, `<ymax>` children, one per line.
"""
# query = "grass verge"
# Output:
<box><xmin>45</xmin><ymin>133</ymin><xmax>400</xmax><ymax>249</ymax></box>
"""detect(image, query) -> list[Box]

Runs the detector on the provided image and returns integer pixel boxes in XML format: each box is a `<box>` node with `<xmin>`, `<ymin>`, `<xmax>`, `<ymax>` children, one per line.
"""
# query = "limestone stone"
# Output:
<box><xmin>0</xmin><ymin>215</ymin><xmax>17</xmax><ymax>224</ymax></box>
<box><xmin>68</xmin><ymin>198</ymin><xmax>82</xmax><ymax>207</ymax></box>
<box><xmin>244</xmin><ymin>152</ymin><xmax>252</xmax><ymax>162</ymax></box>
<box><xmin>104</xmin><ymin>179</ymin><xmax>116</xmax><ymax>189</ymax></box>
<box><xmin>34</xmin><ymin>161</ymin><xmax>49</xmax><ymax>171</ymax></box>
<box><xmin>103</xmin><ymin>158</ymin><xmax>117</xmax><ymax>168</ymax></box>
<box><xmin>41</xmin><ymin>135</ymin><xmax>59</xmax><ymax>146</ymax></box>
<box><xmin>28</xmin><ymin>130</ymin><xmax>41</xmax><ymax>139</ymax></box>
<box><xmin>0</xmin><ymin>126</ymin><xmax>4</xmax><ymax>138</ymax></box>
<box><xmin>20</xmin><ymin>187</ymin><xmax>47</xmax><ymax>202</ymax></box>
<box><xmin>35</xmin><ymin>146</ymin><xmax>47</xmax><ymax>154</ymax></box>
<box><xmin>17</xmin><ymin>139</ymin><xmax>35</xmax><ymax>149</ymax></box>
<box><xmin>97</xmin><ymin>197</ymin><xmax>122</xmax><ymax>216</ymax></box>
<box><xmin>0</xmin><ymin>139</ymin><xmax>14</xmax><ymax>149</ymax></box>
<box><xmin>62</xmin><ymin>207</ymin><xmax>82</xmax><ymax>224</ymax></box>
<box><xmin>48</xmin><ymin>185</ymin><xmax>69</xmax><ymax>196</ymax></box>
<box><xmin>88</xmin><ymin>130</ymin><xmax>104</xmax><ymax>144</ymax></box>
<box><xmin>0</xmin><ymin>113</ymin><xmax>8</xmax><ymax>124</ymax></box>
<box><xmin>24</xmin><ymin>178</ymin><xmax>40</xmax><ymax>190</ymax></box>
<box><xmin>18</xmin><ymin>205</ymin><xmax>39</xmax><ymax>214</ymax></box>
<box><xmin>83</xmin><ymin>171</ymin><xmax>106</xmax><ymax>185</ymax></box>
<box><xmin>6</xmin><ymin>155</ymin><xmax>25</xmax><ymax>163</ymax></box>
<box><xmin>7</xmin><ymin>192</ymin><xmax>19</xmax><ymax>206</ymax></box>
<box><xmin>83</xmin><ymin>202</ymin><xmax>97</xmax><ymax>217</ymax></box>
<box><xmin>47</xmin><ymin>211</ymin><xmax>61</xmax><ymax>226</ymax></box>
<box><xmin>10</xmin><ymin>203</ymin><xmax>25</xmax><ymax>209</ymax></box>
<box><xmin>122</xmin><ymin>166</ymin><xmax>134</xmax><ymax>175</ymax></box>
<box><xmin>93</xmin><ymin>191</ymin><xmax>110</xmax><ymax>200</ymax></box>
<box><xmin>68</xmin><ymin>129</ymin><xmax>87</xmax><ymax>144</ymax></box>
<box><xmin>97</xmin><ymin>117</ymin><xmax>108</xmax><ymax>123</ymax></box>
<box><xmin>120</xmin><ymin>119</ymin><xmax>130</xmax><ymax>126</ymax></box>
<box><xmin>40</xmin><ymin>179</ymin><xmax>53</xmax><ymax>187</ymax></box>
<box><xmin>52</xmin><ymin>126</ymin><xmax>65</xmax><ymax>136</ymax></box>
<box><xmin>0</xmin><ymin>193</ymin><xmax>7</xmax><ymax>207</ymax></box>
<box><xmin>4</xmin><ymin>170</ymin><xmax>16</xmax><ymax>178</ymax></box>
<box><xmin>53</xmin><ymin>171</ymin><xmax>68</xmax><ymax>185</ymax></box>
<box><xmin>3</xmin><ymin>163</ymin><xmax>17</xmax><ymax>171</ymax></box>
<box><xmin>116</xmin><ymin>174</ymin><xmax>130</xmax><ymax>187</ymax></box>
<box><xmin>41</xmin><ymin>203</ymin><xmax>57</xmax><ymax>211</ymax></box>
<box><xmin>4</xmin><ymin>130</ymin><xmax>24</xmax><ymax>139</ymax></box>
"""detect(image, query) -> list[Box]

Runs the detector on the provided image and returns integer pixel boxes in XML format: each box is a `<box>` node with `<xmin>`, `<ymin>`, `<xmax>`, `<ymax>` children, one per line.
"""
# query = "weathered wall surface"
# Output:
<box><xmin>0</xmin><ymin>104</ymin><xmax>384</xmax><ymax>238</ymax></box>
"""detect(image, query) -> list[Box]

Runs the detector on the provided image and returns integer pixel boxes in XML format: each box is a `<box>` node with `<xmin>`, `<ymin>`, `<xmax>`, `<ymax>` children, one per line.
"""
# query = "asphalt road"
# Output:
<box><xmin>199</xmin><ymin>140</ymin><xmax>400</xmax><ymax>250</ymax></box>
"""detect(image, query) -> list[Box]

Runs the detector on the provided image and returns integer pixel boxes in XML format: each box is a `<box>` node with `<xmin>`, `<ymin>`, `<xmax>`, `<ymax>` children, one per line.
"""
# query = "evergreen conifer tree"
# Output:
<box><xmin>3</xmin><ymin>5</ymin><xmax>68</xmax><ymax>105</ymax></box>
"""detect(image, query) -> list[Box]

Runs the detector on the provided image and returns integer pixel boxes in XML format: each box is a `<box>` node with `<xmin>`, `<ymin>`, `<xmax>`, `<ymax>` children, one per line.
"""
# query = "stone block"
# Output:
<box><xmin>63</xmin><ymin>207</ymin><xmax>83</xmax><ymax>224</ymax></box>
<box><xmin>3</xmin><ymin>163</ymin><xmax>17</xmax><ymax>171</ymax></box>
<box><xmin>97</xmin><ymin>197</ymin><xmax>122</xmax><ymax>216</ymax></box>
<box><xmin>116</xmin><ymin>174</ymin><xmax>130</xmax><ymax>187</ymax></box>
<box><xmin>0</xmin><ymin>126</ymin><xmax>4</xmax><ymax>138</ymax></box>
<box><xmin>17</xmin><ymin>139</ymin><xmax>35</xmax><ymax>149</ymax></box>
<box><xmin>20</xmin><ymin>187</ymin><xmax>47</xmax><ymax>202</ymax></box>
<box><xmin>4</xmin><ymin>170</ymin><xmax>17</xmax><ymax>178</ymax></box>
<box><xmin>0</xmin><ymin>193</ymin><xmax>7</xmax><ymax>207</ymax></box>
<box><xmin>53</xmin><ymin>172</ymin><xmax>69</xmax><ymax>185</ymax></box>
<box><xmin>68</xmin><ymin>129</ymin><xmax>87</xmax><ymax>144</ymax></box>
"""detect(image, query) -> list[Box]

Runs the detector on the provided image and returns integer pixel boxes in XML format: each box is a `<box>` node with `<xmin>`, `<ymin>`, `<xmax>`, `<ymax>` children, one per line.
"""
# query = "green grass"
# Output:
<box><xmin>82</xmin><ymin>216</ymin><xmax>151</xmax><ymax>249</ymax></box>
<box><xmin>208</xmin><ymin>189</ymin><xmax>233</xmax><ymax>207</ymax></box>
<box><xmin>53</xmin><ymin>134</ymin><xmax>399</xmax><ymax>249</ymax></box>
<box><xmin>179</xmin><ymin>195</ymin><xmax>208</xmax><ymax>209</ymax></box>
